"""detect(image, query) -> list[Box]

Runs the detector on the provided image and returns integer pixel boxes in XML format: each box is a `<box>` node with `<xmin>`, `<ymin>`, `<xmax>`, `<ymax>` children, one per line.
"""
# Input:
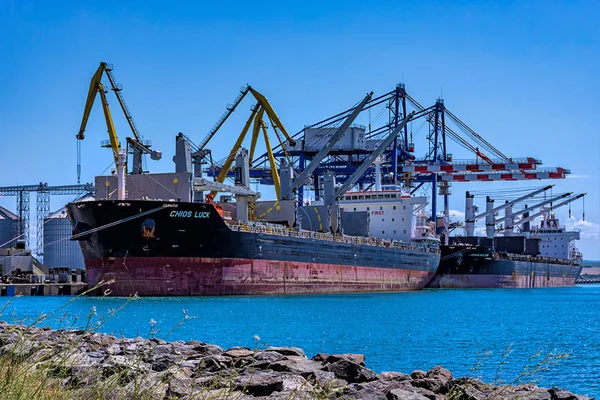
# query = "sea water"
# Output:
<box><xmin>1</xmin><ymin>285</ymin><xmax>598</xmax><ymax>396</ymax></box>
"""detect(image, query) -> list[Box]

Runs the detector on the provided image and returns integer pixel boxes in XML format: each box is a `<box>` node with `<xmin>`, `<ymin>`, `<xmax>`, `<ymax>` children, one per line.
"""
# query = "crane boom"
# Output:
<box><xmin>473</xmin><ymin>185</ymin><xmax>554</xmax><ymax>221</ymax></box>
<box><xmin>512</xmin><ymin>193</ymin><xmax>586</xmax><ymax>227</ymax></box>
<box><xmin>248</xmin><ymin>87</ymin><xmax>296</xmax><ymax>146</ymax></box>
<box><xmin>493</xmin><ymin>192</ymin><xmax>572</xmax><ymax>225</ymax></box>
<box><xmin>76</xmin><ymin>62</ymin><xmax>161</xmax><ymax>173</ymax></box>
<box><xmin>199</xmin><ymin>85</ymin><xmax>250</xmax><ymax>150</ymax></box>
<box><xmin>103</xmin><ymin>63</ymin><xmax>141</xmax><ymax>141</ymax></box>
<box><xmin>97</xmin><ymin>83</ymin><xmax>121</xmax><ymax>165</ymax></box>
<box><xmin>261</xmin><ymin>120</ymin><xmax>280</xmax><ymax>199</ymax></box>
<box><xmin>77</xmin><ymin>64</ymin><xmax>107</xmax><ymax>141</ymax></box>
<box><xmin>210</xmin><ymin>105</ymin><xmax>261</xmax><ymax>197</ymax></box>
<box><xmin>282</xmin><ymin>92</ymin><xmax>374</xmax><ymax>199</ymax></box>
<box><xmin>328</xmin><ymin>111</ymin><xmax>415</xmax><ymax>205</ymax></box>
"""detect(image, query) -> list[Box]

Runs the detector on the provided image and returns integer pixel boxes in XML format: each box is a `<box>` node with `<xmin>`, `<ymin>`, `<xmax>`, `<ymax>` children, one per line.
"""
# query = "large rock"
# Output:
<box><xmin>194</xmin><ymin>355</ymin><xmax>225</xmax><ymax>373</ymax></box>
<box><xmin>410</xmin><ymin>378</ymin><xmax>444</xmax><ymax>394</ymax></box>
<box><xmin>344</xmin><ymin>385</ymin><xmax>388</xmax><ymax>400</ymax></box>
<box><xmin>426</xmin><ymin>366</ymin><xmax>452</xmax><ymax>384</ymax></box>
<box><xmin>378</xmin><ymin>372</ymin><xmax>412</xmax><ymax>382</ymax></box>
<box><xmin>224</xmin><ymin>347</ymin><xmax>255</xmax><ymax>358</ymax></box>
<box><xmin>254</xmin><ymin>351</ymin><xmax>286</xmax><ymax>363</ymax></box>
<box><xmin>266</xmin><ymin>346</ymin><xmax>306</xmax><ymax>357</ymax></box>
<box><xmin>356</xmin><ymin>380</ymin><xmax>414</xmax><ymax>396</ymax></box>
<box><xmin>387</xmin><ymin>388</ymin><xmax>430</xmax><ymax>400</ymax></box>
<box><xmin>281</xmin><ymin>372</ymin><xmax>313</xmax><ymax>392</ymax></box>
<box><xmin>410</xmin><ymin>370</ymin><xmax>427</xmax><ymax>380</ymax></box>
<box><xmin>325</xmin><ymin>353</ymin><xmax>366</xmax><ymax>366</ymax></box>
<box><xmin>269</xmin><ymin>357</ymin><xmax>323</xmax><ymax>376</ymax></box>
<box><xmin>235</xmin><ymin>370</ymin><xmax>284</xmax><ymax>396</ymax></box>
<box><xmin>549</xmin><ymin>387</ymin><xmax>590</xmax><ymax>400</ymax></box>
<box><xmin>193</xmin><ymin>343</ymin><xmax>224</xmax><ymax>355</ymax></box>
<box><xmin>326</xmin><ymin>359</ymin><xmax>378</xmax><ymax>383</ymax></box>
<box><xmin>305</xmin><ymin>369</ymin><xmax>348</xmax><ymax>389</ymax></box>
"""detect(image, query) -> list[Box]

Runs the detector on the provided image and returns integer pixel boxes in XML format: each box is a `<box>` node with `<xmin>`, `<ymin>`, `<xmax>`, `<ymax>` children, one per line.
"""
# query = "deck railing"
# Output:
<box><xmin>225</xmin><ymin>220</ymin><xmax>439</xmax><ymax>254</ymax></box>
<box><xmin>494</xmin><ymin>252</ymin><xmax>581</xmax><ymax>266</ymax></box>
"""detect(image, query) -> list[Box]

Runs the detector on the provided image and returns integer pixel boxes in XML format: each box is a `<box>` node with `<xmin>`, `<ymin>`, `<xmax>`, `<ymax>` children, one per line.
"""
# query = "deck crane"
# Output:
<box><xmin>205</xmin><ymin>86</ymin><xmax>297</xmax><ymax>200</ymax></box>
<box><xmin>493</xmin><ymin>192</ymin><xmax>573</xmax><ymax>226</ymax></box>
<box><xmin>76</xmin><ymin>62</ymin><xmax>161</xmax><ymax>180</ymax></box>
<box><xmin>465</xmin><ymin>185</ymin><xmax>554</xmax><ymax>236</ymax></box>
<box><xmin>509</xmin><ymin>193</ymin><xmax>586</xmax><ymax>228</ymax></box>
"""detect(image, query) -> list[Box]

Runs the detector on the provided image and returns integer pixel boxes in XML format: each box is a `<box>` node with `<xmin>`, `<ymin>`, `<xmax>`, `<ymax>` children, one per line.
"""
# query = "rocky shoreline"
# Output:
<box><xmin>0</xmin><ymin>322</ymin><xmax>591</xmax><ymax>399</ymax></box>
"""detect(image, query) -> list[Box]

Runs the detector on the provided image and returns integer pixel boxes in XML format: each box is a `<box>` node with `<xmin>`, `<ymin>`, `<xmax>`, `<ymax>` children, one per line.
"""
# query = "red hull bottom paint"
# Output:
<box><xmin>86</xmin><ymin>257</ymin><xmax>436</xmax><ymax>296</ymax></box>
<box><xmin>428</xmin><ymin>274</ymin><xmax>578</xmax><ymax>289</ymax></box>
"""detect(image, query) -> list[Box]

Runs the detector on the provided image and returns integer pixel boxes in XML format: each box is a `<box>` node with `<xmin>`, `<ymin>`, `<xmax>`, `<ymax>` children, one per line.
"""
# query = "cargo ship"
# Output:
<box><xmin>67</xmin><ymin>195</ymin><xmax>440</xmax><ymax>296</ymax></box>
<box><xmin>427</xmin><ymin>190</ymin><xmax>584</xmax><ymax>289</ymax></box>
<box><xmin>66</xmin><ymin>87</ymin><xmax>445</xmax><ymax>297</ymax></box>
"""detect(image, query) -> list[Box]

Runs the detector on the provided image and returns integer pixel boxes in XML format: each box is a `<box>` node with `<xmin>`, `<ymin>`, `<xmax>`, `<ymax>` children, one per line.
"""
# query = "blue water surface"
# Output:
<box><xmin>1</xmin><ymin>286</ymin><xmax>598</xmax><ymax>397</ymax></box>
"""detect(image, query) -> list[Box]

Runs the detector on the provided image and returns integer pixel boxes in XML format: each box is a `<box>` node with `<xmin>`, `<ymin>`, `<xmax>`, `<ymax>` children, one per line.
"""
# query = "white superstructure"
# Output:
<box><xmin>528</xmin><ymin>213</ymin><xmax>581</xmax><ymax>260</ymax></box>
<box><xmin>338</xmin><ymin>185</ymin><xmax>438</xmax><ymax>244</ymax></box>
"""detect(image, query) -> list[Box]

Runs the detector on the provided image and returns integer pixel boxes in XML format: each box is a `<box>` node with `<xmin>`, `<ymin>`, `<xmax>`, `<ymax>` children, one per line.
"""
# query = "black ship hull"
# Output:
<box><xmin>67</xmin><ymin>200</ymin><xmax>440</xmax><ymax>296</ymax></box>
<box><xmin>426</xmin><ymin>244</ymin><xmax>582</xmax><ymax>289</ymax></box>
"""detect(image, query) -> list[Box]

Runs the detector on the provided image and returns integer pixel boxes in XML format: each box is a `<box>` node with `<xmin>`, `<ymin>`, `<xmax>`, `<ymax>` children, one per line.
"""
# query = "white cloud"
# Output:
<box><xmin>565</xmin><ymin>217</ymin><xmax>600</xmax><ymax>241</ymax></box>
<box><xmin>449</xmin><ymin>209</ymin><xmax>465</xmax><ymax>219</ymax></box>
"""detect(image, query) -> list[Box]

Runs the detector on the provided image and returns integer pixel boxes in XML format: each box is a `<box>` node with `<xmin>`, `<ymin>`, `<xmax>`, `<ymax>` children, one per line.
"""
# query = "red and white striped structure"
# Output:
<box><xmin>437</xmin><ymin>168</ymin><xmax>570</xmax><ymax>182</ymax></box>
<box><xmin>399</xmin><ymin>157</ymin><xmax>541</xmax><ymax>174</ymax></box>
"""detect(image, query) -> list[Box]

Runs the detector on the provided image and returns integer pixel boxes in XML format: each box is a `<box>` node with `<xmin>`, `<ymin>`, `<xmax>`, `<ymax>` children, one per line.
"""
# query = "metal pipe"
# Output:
<box><xmin>485</xmin><ymin>196</ymin><xmax>495</xmax><ymax>238</ymax></box>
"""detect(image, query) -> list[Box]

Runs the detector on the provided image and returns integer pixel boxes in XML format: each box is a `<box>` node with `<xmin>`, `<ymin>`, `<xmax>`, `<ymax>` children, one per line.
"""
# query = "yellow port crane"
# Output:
<box><xmin>204</xmin><ymin>86</ymin><xmax>295</xmax><ymax>200</ymax></box>
<box><xmin>76</xmin><ymin>62</ymin><xmax>161</xmax><ymax>181</ymax></box>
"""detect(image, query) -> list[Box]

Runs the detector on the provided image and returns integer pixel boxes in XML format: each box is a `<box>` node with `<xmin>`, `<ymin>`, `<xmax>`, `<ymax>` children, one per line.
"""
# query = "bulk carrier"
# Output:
<box><xmin>427</xmin><ymin>189</ymin><xmax>584</xmax><ymax>289</ymax></box>
<box><xmin>68</xmin><ymin>89</ymin><xmax>440</xmax><ymax>296</ymax></box>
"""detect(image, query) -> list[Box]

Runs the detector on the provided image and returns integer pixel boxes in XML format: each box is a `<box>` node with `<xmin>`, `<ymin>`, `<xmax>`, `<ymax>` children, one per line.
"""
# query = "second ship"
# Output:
<box><xmin>427</xmin><ymin>187</ymin><xmax>584</xmax><ymax>289</ymax></box>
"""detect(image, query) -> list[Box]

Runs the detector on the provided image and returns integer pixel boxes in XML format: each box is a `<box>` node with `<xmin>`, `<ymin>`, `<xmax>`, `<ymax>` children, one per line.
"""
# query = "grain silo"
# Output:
<box><xmin>43</xmin><ymin>201</ymin><xmax>89</xmax><ymax>270</ymax></box>
<box><xmin>0</xmin><ymin>205</ymin><xmax>18</xmax><ymax>249</ymax></box>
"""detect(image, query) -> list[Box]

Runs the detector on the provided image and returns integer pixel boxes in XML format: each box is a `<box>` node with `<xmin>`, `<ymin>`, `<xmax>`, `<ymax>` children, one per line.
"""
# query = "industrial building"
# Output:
<box><xmin>0</xmin><ymin>205</ymin><xmax>18</xmax><ymax>249</ymax></box>
<box><xmin>43</xmin><ymin>202</ymin><xmax>89</xmax><ymax>271</ymax></box>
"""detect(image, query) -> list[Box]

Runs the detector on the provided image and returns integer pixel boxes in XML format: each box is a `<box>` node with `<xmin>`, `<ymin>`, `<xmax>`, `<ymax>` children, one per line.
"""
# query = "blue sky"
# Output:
<box><xmin>1</xmin><ymin>1</ymin><xmax>599</xmax><ymax>258</ymax></box>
